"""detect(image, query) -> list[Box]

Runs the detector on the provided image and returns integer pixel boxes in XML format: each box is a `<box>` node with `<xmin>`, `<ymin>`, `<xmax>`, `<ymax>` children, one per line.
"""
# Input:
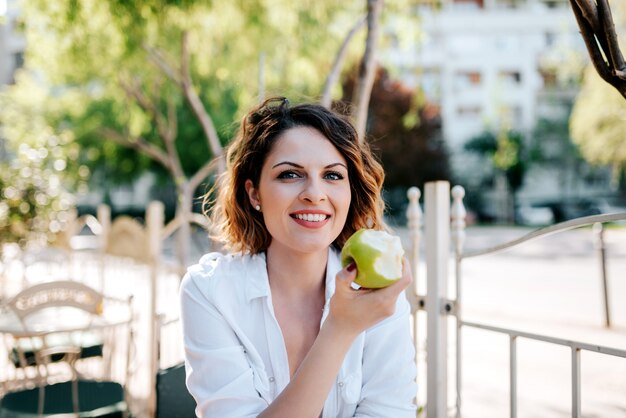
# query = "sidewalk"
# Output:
<box><xmin>401</xmin><ymin>225</ymin><xmax>626</xmax><ymax>418</ymax></box>
<box><xmin>2</xmin><ymin>225</ymin><xmax>623</xmax><ymax>417</ymax></box>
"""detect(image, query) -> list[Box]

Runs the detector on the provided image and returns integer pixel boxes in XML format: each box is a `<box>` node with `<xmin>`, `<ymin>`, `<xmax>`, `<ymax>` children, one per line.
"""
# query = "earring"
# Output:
<box><xmin>255</xmin><ymin>204</ymin><xmax>261</xmax><ymax>211</ymax></box>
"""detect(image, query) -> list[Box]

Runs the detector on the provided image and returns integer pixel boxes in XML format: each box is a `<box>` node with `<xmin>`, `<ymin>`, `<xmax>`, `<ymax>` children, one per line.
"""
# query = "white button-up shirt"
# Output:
<box><xmin>180</xmin><ymin>247</ymin><xmax>417</xmax><ymax>418</ymax></box>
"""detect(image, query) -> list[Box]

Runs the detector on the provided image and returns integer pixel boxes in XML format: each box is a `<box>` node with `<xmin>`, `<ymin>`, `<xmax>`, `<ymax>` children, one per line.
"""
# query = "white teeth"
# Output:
<box><xmin>294</xmin><ymin>213</ymin><xmax>328</xmax><ymax>222</ymax></box>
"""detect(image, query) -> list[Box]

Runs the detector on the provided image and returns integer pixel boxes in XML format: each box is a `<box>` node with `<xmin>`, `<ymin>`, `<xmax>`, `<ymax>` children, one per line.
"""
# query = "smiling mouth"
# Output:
<box><xmin>290</xmin><ymin>213</ymin><xmax>330</xmax><ymax>222</ymax></box>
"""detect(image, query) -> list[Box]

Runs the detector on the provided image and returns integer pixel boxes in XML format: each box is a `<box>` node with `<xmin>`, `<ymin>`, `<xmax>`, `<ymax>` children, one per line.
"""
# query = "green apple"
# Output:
<box><xmin>340</xmin><ymin>229</ymin><xmax>404</xmax><ymax>288</ymax></box>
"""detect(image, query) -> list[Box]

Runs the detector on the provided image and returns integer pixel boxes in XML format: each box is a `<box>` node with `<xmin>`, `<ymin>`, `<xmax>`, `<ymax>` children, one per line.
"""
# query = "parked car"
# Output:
<box><xmin>515</xmin><ymin>205</ymin><xmax>554</xmax><ymax>226</ymax></box>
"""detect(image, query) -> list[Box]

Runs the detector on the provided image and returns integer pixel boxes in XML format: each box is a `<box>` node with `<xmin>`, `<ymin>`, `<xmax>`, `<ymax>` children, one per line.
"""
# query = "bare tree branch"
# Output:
<box><xmin>574</xmin><ymin>0</ymin><xmax>602</xmax><ymax>33</ymax></box>
<box><xmin>119</xmin><ymin>77</ymin><xmax>172</xmax><ymax>144</ymax></box>
<box><xmin>570</xmin><ymin>0</ymin><xmax>626</xmax><ymax>98</ymax></box>
<box><xmin>144</xmin><ymin>45</ymin><xmax>182</xmax><ymax>84</ymax></box>
<box><xmin>99</xmin><ymin>127</ymin><xmax>172</xmax><ymax>172</ymax></box>
<box><xmin>352</xmin><ymin>0</ymin><xmax>383</xmax><ymax>144</ymax></box>
<box><xmin>118</xmin><ymin>76</ymin><xmax>186</xmax><ymax>182</ymax></box>
<box><xmin>573</xmin><ymin>0</ymin><xmax>613</xmax><ymax>57</ymax></box>
<box><xmin>321</xmin><ymin>16</ymin><xmax>367</xmax><ymax>109</ymax></box>
<box><xmin>166</xmin><ymin>96</ymin><xmax>178</xmax><ymax>144</ymax></box>
<box><xmin>189</xmin><ymin>157</ymin><xmax>220</xmax><ymax>193</ymax></box>
<box><xmin>259</xmin><ymin>52</ymin><xmax>265</xmax><ymax>103</ymax></box>
<box><xmin>597</xmin><ymin>0</ymin><xmax>626</xmax><ymax>76</ymax></box>
<box><xmin>161</xmin><ymin>106</ymin><xmax>185</xmax><ymax>183</ymax></box>
<box><xmin>571</xmin><ymin>1</ymin><xmax>614</xmax><ymax>80</ymax></box>
<box><xmin>179</xmin><ymin>32</ymin><xmax>226</xmax><ymax>173</ymax></box>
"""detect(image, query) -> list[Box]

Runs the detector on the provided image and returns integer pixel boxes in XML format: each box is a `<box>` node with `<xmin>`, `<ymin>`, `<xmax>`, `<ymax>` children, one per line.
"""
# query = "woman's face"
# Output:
<box><xmin>246</xmin><ymin>126</ymin><xmax>352</xmax><ymax>255</ymax></box>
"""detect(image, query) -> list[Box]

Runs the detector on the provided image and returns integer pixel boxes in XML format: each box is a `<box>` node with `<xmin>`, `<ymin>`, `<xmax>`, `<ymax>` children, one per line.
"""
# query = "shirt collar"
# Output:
<box><xmin>325</xmin><ymin>246</ymin><xmax>341</xmax><ymax>301</ymax></box>
<box><xmin>245</xmin><ymin>247</ymin><xmax>342</xmax><ymax>303</ymax></box>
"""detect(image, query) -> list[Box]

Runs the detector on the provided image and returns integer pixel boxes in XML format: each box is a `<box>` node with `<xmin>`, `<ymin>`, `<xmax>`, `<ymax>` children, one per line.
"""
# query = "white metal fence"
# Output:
<box><xmin>405</xmin><ymin>181</ymin><xmax>626</xmax><ymax>418</ymax></box>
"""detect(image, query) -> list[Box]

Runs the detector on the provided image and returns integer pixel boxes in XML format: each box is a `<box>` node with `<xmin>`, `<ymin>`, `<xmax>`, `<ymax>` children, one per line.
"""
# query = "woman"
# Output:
<box><xmin>180</xmin><ymin>97</ymin><xmax>417</xmax><ymax>417</ymax></box>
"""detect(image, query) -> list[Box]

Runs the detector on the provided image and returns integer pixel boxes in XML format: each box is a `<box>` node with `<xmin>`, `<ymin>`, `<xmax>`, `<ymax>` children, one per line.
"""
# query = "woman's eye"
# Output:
<box><xmin>325</xmin><ymin>171</ymin><xmax>344</xmax><ymax>181</ymax></box>
<box><xmin>277</xmin><ymin>170</ymin><xmax>301</xmax><ymax>179</ymax></box>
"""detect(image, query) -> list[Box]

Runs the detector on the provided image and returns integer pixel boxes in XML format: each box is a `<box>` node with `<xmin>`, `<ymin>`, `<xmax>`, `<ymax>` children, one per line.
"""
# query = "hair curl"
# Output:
<box><xmin>206</xmin><ymin>97</ymin><xmax>386</xmax><ymax>254</ymax></box>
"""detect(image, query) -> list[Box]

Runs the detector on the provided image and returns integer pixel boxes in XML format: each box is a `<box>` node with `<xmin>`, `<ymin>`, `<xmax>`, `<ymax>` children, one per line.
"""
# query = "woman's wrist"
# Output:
<box><xmin>321</xmin><ymin>315</ymin><xmax>362</xmax><ymax>345</ymax></box>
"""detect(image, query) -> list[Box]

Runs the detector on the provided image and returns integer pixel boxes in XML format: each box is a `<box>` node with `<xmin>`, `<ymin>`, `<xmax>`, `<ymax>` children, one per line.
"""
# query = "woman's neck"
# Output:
<box><xmin>265</xmin><ymin>245</ymin><xmax>328</xmax><ymax>298</ymax></box>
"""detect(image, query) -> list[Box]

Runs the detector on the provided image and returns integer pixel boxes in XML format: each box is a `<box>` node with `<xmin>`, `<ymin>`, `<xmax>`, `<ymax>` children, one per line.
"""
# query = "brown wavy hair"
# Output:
<box><xmin>206</xmin><ymin>97</ymin><xmax>386</xmax><ymax>254</ymax></box>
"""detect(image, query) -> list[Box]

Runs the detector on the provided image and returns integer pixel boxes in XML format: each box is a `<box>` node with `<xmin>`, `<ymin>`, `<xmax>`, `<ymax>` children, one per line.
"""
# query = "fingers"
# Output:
<box><xmin>335</xmin><ymin>262</ymin><xmax>357</xmax><ymax>290</ymax></box>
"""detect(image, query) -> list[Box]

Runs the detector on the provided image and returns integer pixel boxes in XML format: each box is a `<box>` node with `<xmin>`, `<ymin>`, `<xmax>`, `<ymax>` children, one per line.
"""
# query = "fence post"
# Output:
<box><xmin>593</xmin><ymin>222</ymin><xmax>611</xmax><ymax>328</ymax></box>
<box><xmin>425</xmin><ymin>181</ymin><xmax>450</xmax><ymax>418</ymax></box>
<box><xmin>97</xmin><ymin>204</ymin><xmax>111</xmax><ymax>293</ymax></box>
<box><xmin>146</xmin><ymin>201</ymin><xmax>164</xmax><ymax>418</ymax></box>
<box><xmin>451</xmin><ymin>185</ymin><xmax>466</xmax><ymax>418</ymax></box>
<box><xmin>406</xmin><ymin>187</ymin><xmax>423</xmax><ymax>411</ymax></box>
<box><xmin>406</xmin><ymin>187</ymin><xmax>422</xmax><ymax>314</ymax></box>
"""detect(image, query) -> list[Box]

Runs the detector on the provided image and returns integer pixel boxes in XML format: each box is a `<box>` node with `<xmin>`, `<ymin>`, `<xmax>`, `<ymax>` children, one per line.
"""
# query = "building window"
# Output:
<box><xmin>498</xmin><ymin>70</ymin><xmax>522</xmax><ymax>85</ymax></box>
<box><xmin>455</xmin><ymin>70</ymin><xmax>482</xmax><ymax>90</ymax></box>
<box><xmin>14</xmin><ymin>52</ymin><xmax>24</xmax><ymax>70</ymax></box>
<box><xmin>453</xmin><ymin>0</ymin><xmax>484</xmax><ymax>9</ymax></box>
<box><xmin>419</xmin><ymin>68</ymin><xmax>442</xmax><ymax>102</ymax></box>
<box><xmin>457</xmin><ymin>105</ymin><xmax>482</xmax><ymax>118</ymax></box>
<box><xmin>542</xmin><ymin>0</ymin><xmax>567</xmax><ymax>8</ymax></box>
<box><xmin>539</xmin><ymin>68</ymin><xmax>558</xmax><ymax>88</ymax></box>
<box><xmin>500</xmin><ymin>105</ymin><xmax>524</xmax><ymax>127</ymax></box>
<box><xmin>493</xmin><ymin>0</ymin><xmax>524</xmax><ymax>9</ymax></box>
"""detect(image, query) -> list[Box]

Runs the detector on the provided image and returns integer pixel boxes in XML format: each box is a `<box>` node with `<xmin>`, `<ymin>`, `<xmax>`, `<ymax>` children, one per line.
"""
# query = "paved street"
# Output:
<box><xmin>155</xmin><ymin>224</ymin><xmax>626</xmax><ymax>417</ymax></box>
<box><xmin>399</xmin><ymin>225</ymin><xmax>626</xmax><ymax>418</ymax></box>
<box><xmin>2</xmin><ymin>224</ymin><xmax>624</xmax><ymax>417</ymax></box>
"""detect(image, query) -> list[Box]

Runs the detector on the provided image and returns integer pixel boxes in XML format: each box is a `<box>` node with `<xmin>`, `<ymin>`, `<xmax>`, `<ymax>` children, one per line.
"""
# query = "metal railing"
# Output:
<box><xmin>404</xmin><ymin>181</ymin><xmax>626</xmax><ymax>418</ymax></box>
<box><xmin>455</xmin><ymin>211</ymin><xmax>626</xmax><ymax>418</ymax></box>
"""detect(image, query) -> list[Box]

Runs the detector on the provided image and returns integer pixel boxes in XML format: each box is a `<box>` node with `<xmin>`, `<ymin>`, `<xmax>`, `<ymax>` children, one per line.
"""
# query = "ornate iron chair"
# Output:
<box><xmin>0</xmin><ymin>280</ymin><xmax>134</xmax><ymax>417</ymax></box>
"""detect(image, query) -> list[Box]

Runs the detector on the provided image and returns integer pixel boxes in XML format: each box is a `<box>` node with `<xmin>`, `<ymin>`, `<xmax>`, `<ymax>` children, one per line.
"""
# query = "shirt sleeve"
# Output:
<box><xmin>353</xmin><ymin>293</ymin><xmax>418</xmax><ymax>417</ymax></box>
<box><xmin>179</xmin><ymin>271</ymin><xmax>268</xmax><ymax>418</ymax></box>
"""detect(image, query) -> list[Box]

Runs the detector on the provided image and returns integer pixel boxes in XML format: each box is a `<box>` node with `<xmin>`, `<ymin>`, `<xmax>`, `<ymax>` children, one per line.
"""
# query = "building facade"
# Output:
<box><xmin>384</xmin><ymin>0</ymin><xmax>617</xmax><ymax>222</ymax></box>
<box><xmin>0</xmin><ymin>0</ymin><xmax>25</xmax><ymax>87</ymax></box>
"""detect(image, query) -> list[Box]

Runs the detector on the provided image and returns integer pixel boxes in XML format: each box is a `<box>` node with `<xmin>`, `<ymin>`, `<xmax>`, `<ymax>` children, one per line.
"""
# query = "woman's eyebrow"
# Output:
<box><xmin>325</xmin><ymin>162</ymin><xmax>348</xmax><ymax>170</ymax></box>
<box><xmin>271</xmin><ymin>161</ymin><xmax>347</xmax><ymax>170</ymax></box>
<box><xmin>272</xmin><ymin>161</ymin><xmax>303</xmax><ymax>169</ymax></box>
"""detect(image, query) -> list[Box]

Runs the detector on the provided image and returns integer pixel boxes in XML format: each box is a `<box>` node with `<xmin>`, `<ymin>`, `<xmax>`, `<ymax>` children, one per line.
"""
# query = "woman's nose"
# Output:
<box><xmin>299</xmin><ymin>178</ymin><xmax>326</xmax><ymax>202</ymax></box>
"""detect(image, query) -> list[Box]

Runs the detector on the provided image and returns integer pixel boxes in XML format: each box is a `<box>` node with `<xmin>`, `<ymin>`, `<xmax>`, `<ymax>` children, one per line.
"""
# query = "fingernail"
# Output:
<box><xmin>347</xmin><ymin>262</ymin><xmax>356</xmax><ymax>272</ymax></box>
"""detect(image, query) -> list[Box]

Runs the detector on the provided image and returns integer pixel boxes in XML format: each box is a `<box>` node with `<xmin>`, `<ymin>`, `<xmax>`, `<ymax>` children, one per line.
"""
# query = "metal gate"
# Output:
<box><xmin>404</xmin><ymin>181</ymin><xmax>626</xmax><ymax>418</ymax></box>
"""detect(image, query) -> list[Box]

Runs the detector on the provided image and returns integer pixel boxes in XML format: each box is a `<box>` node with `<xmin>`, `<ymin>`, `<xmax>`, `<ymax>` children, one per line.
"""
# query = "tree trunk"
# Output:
<box><xmin>321</xmin><ymin>17</ymin><xmax>367</xmax><ymax>109</ymax></box>
<box><xmin>176</xmin><ymin>182</ymin><xmax>194</xmax><ymax>269</ymax></box>
<box><xmin>351</xmin><ymin>0</ymin><xmax>382</xmax><ymax>143</ymax></box>
<box><xmin>569</xmin><ymin>0</ymin><xmax>626</xmax><ymax>99</ymax></box>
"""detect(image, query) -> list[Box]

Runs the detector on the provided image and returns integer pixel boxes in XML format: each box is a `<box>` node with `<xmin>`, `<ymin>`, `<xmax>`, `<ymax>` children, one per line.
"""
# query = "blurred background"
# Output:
<box><xmin>1</xmin><ymin>0</ymin><xmax>625</xmax><ymax>253</ymax></box>
<box><xmin>1</xmin><ymin>1</ymin><xmax>626</xmax><ymax>417</ymax></box>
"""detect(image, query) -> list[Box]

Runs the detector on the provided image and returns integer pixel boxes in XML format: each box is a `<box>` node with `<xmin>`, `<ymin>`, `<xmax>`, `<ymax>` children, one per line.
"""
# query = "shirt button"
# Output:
<box><xmin>269</xmin><ymin>377</ymin><xmax>275</xmax><ymax>383</ymax></box>
<box><xmin>338</xmin><ymin>382</ymin><xmax>344</xmax><ymax>387</ymax></box>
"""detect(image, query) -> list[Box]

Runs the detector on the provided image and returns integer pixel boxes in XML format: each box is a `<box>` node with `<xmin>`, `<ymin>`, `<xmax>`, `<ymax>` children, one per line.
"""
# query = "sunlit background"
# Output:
<box><xmin>0</xmin><ymin>1</ymin><xmax>625</xmax><ymax>417</ymax></box>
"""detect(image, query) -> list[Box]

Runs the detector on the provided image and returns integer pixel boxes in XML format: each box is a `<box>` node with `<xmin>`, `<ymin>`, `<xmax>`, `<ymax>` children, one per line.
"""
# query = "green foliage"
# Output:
<box><xmin>464</xmin><ymin>129</ymin><xmax>527</xmax><ymax>192</ymax></box>
<box><xmin>570</xmin><ymin>1</ymin><xmax>626</xmax><ymax>189</ymax></box>
<box><xmin>8</xmin><ymin>0</ymin><xmax>379</xmax><ymax>190</ymax></box>
<box><xmin>0</xmin><ymin>139</ymin><xmax>74</xmax><ymax>249</ymax></box>
<box><xmin>570</xmin><ymin>66</ymin><xmax>626</xmax><ymax>185</ymax></box>
<box><xmin>0</xmin><ymin>73</ymin><xmax>76</xmax><ymax>248</ymax></box>
<box><xmin>341</xmin><ymin>66</ymin><xmax>450</xmax><ymax>190</ymax></box>
<box><xmin>339</xmin><ymin>66</ymin><xmax>450</xmax><ymax>221</ymax></box>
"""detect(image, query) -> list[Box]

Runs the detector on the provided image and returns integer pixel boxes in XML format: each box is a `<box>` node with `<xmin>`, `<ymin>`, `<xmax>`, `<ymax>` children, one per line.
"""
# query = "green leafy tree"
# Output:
<box><xmin>571</xmin><ymin>66</ymin><xmax>626</xmax><ymax>191</ymax></box>
<box><xmin>569</xmin><ymin>0</ymin><xmax>626</xmax><ymax>191</ymax></box>
<box><xmin>569</xmin><ymin>0</ymin><xmax>626</xmax><ymax>98</ymax></box>
<box><xmin>340</xmin><ymin>66</ymin><xmax>450</xmax><ymax>220</ymax></box>
<box><xmin>4</xmin><ymin>0</ymin><xmax>396</xmax><ymax>264</ymax></box>
<box><xmin>464</xmin><ymin>129</ymin><xmax>527</xmax><ymax>222</ymax></box>
<box><xmin>0</xmin><ymin>75</ymin><xmax>74</xmax><ymax>252</ymax></box>
<box><xmin>5</xmin><ymin>0</ymin><xmax>420</xmax><ymax>264</ymax></box>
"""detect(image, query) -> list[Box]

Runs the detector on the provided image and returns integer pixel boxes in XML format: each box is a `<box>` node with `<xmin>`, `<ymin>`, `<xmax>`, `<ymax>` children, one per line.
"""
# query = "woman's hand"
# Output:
<box><xmin>326</xmin><ymin>257</ymin><xmax>413</xmax><ymax>337</ymax></box>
